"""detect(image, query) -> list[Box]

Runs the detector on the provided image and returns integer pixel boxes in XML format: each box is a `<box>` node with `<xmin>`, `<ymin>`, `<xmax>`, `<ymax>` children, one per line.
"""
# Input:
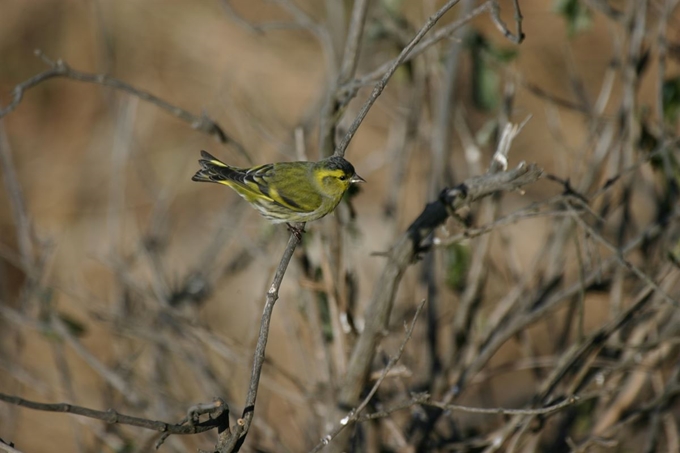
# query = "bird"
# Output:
<box><xmin>192</xmin><ymin>150</ymin><xmax>365</xmax><ymax>236</ymax></box>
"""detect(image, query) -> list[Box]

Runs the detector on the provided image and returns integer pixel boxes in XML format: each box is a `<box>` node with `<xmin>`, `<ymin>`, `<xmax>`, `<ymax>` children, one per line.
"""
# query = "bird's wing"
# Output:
<box><xmin>244</xmin><ymin>162</ymin><xmax>322</xmax><ymax>213</ymax></box>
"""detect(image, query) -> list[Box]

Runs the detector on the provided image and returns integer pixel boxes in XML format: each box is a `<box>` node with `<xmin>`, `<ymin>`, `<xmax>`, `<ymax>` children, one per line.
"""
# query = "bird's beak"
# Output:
<box><xmin>350</xmin><ymin>174</ymin><xmax>366</xmax><ymax>183</ymax></box>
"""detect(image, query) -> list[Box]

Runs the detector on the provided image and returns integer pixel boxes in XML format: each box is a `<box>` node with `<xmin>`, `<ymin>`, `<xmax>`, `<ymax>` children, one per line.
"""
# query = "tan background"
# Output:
<box><xmin>1</xmin><ymin>1</ymin><xmax>679</xmax><ymax>452</ymax></box>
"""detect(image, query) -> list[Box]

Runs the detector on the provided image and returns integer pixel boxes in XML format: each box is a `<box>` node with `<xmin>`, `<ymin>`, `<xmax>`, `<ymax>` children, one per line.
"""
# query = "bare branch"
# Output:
<box><xmin>346</xmin><ymin>1</ymin><xmax>502</xmax><ymax>91</ymax></box>
<box><xmin>489</xmin><ymin>0</ymin><xmax>525</xmax><ymax>44</ymax></box>
<box><xmin>326</xmin><ymin>161</ymin><xmax>542</xmax><ymax>451</ymax></box>
<box><xmin>0</xmin><ymin>439</ymin><xmax>23</xmax><ymax>453</ymax></box>
<box><xmin>310</xmin><ymin>299</ymin><xmax>427</xmax><ymax>452</ymax></box>
<box><xmin>357</xmin><ymin>393</ymin><xmax>579</xmax><ymax>421</ymax></box>
<box><xmin>334</xmin><ymin>0</ymin><xmax>463</xmax><ymax>158</ymax></box>
<box><xmin>0</xmin><ymin>51</ymin><xmax>251</xmax><ymax>163</ymax></box>
<box><xmin>0</xmin><ymin>392</ymin><xmax>227</xmax><ymax>435</ymax></box>
<box><xmin>568</xmin><ymin>205</ymin><xmax>679</xmax><ymax>307</ymax></box>
<box><xmin>0</xmin><ymin>123</ymin><xmax>33</xmax><ymax>271</ymax></box>
<box><xmin>318</xmin><ymin>0</ymin><xmax>370</xmax><ymax>156</ymax></box>
<box><xmin>214</xmin><ymin>230</ymin><xmax>302</xmax><ymax>452</ymax></box>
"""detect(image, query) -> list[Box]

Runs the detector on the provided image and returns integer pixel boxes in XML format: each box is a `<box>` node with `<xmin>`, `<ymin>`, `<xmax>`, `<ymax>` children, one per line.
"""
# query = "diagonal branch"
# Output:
<box><xmin>0</xmin><ymin>51</ymin><xmax>251</xmax><ymax>163</ymax></box>
<box><xmin>326</xmin><ymin>162</ymin><xmax>542</xmax><ymax>452</ymax></box>
<box><xmin>212</xmin><ymin>231</ymin><xmax>302</xmax><ymax>452</ymax></box>
<box><xmin>344</xmin><ymin>1</ymin><xmax>500</xmax><ymax>92</ymax></box>
<box><xmin>333</xmin><ymin>0</ymin><xmax>463</xmax><ymax>158</ymax></box>
<box><xmin>310</xmin><ymin>299</ymin><xmax>428</xmax><ymax>452</ymax></box>
<box><xmin>318</xmin><ymin>0</ymin><xmax>370</xmax><ymax>156</ymax></box>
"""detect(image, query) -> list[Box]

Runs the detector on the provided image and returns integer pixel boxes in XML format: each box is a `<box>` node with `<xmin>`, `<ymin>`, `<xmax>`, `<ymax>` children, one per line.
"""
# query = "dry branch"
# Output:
<box><xmin>326</xmin><ymin>162</ymin><xmax>542</xmax><ymax>452</ymax></box>
<box><xmin>0</xmin><ymin>392</ymin><xmax>227</xmax><ymax>436</ymax></box>
<box><xmin>0</xmin><ymin>51</ymin><xmax>251</xmax><ymax>163</ymax></box>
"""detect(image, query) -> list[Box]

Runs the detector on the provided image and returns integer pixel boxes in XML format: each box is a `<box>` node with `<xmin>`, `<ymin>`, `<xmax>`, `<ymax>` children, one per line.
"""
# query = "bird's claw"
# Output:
<box><xmin>286</xmin><ymin>223</ymin><xmax>305</xmax><ymax>241</ymax></box>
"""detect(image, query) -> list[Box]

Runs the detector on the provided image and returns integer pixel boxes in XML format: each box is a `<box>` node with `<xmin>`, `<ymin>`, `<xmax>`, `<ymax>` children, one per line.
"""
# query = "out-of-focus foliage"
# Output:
<box><xmin>445</xmin><ymin>242</ymin><xmax>470</xmax><ymax>292</ymax></box>
<box><xmin>663</xmin><ymin>76</ymin><xmax>680</xmax><ymax>123</ymax></box>
<box><xmin>554</xmin><ymin>0</ymin><xmax>593</xmax><ymax>36</ymax></box>
<box><xmin>469</xmin><ymin>32</ymin><xmax>518</xmax><ymax>112</ymax></box>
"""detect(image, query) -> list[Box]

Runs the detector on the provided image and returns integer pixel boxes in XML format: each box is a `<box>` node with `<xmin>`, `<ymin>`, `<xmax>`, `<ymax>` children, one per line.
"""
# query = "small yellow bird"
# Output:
<box><xmin>192</xmin><ymin>151</ymin><xmax>364</xmax><ymax>231</ymax></box>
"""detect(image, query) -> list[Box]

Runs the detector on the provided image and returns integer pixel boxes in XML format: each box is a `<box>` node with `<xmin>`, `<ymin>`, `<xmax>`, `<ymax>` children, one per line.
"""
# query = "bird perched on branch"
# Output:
<box><xmin>192</xmin><ymin>150</ymin><xmax>364</xmax><ymax>236</ymax></box>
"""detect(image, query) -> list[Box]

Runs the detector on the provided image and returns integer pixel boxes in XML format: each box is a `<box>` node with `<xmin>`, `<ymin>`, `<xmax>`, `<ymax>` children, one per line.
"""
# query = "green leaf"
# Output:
<box><xmin>445</xmin><ymin>243</ymin><xmax>470</xmax><ymax>291</ymax></box>
<box><xmin>663</xmin><ymin>76</ymin><xmax>680</xmax><ymax>124</ymax></box>
<box><xmin>554</xmin><ymin>0</ymin><xmax>593</xmax><ymax>36</ymax></box>
<box><xmin>58</xmin><ymin>312</ymin><xmax>88</xmax><ymax>337</ymax></box>
<box><xmin>468</xmin><ymin>32</ymin><xmax>518</xmax><ymax>112</ymax></box>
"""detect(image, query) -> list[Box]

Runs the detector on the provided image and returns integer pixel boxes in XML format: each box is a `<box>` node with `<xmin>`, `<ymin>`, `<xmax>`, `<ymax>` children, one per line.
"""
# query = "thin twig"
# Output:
<box><xmin>0</xmin><ymin>122</ymin><xmax>33</xmax><ymax>272</ymax></box>
<box><xmin>334</xmin><ymin>0</ymin><xmax>462</xmax><ymax>158</ymax></box>
<box><xmin>453</xmin><ymin>209</ymin><xmax>679</xmax><ymax>396</ymax></box>
<box><xmin>568</xmin><ymin>206</ymin><xmax>679</xmax><ymax>307</ymax></box>
<box><xmin>347</xmin><ymin>1</ymin><xmax>504</xmax><ymax>90</ymax></box>
<box><xmin>357</xmin><ymin>393</ymin><xmax>579</xmax><ymax>421</ymax></box>
<box><xmin>318</xmin><ymin>0</ymin><xmax>370</xmax><ymax>156</ymax></box>
<box><xmin>310</xmin><ymin>299</ymin><xmax>428</xmax><ymax>452</ymax></box>
<box><xmin>0</xmin><ymin>392</ymin><xmax>226</xmax><ymax>435</ymax></box>
<box><xmin>214</xmin><ymin>230</ymin><xmax>302</xmax><ymax>451</ymax></box>
<box><xmin>0</xmin><ymin>440</ymin><xmax>23</xmax><ymax>453</ymax></box>
<box><xmin>0</xmin><ymin>51</ymin><xmax>251</xmax><ymax>163</ymax></box>
<box><xmin>433</xmin><ymin>196</ymin><xmax>578</xmax><ymax>248</ymax></box>
<box><xmin>328</xmin><ymin>162</ymin><xmax>542</xmax><ymax>452</ymax></box>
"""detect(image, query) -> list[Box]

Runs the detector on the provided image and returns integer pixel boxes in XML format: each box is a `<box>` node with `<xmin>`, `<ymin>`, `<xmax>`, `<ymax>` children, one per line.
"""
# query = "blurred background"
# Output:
<box><xmin>1</xmin><ymin>0</ymin><xmax>680</xmax><ymax>452</ymax></box>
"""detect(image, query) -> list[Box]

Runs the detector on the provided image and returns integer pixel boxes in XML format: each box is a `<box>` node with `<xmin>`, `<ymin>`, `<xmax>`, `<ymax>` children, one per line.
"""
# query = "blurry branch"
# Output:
<box><xmin>433</xmin><ymin>196</ymin><xmax>578</xmax><ymax>247</ymax></box>
<box><xmin>430</xmin><ymin>8</ymin><xmax>470</xmax><ymax>189</ymax></box>
<box><xmin>222</xmin><ymin>0</ymin><xmax>330</xmax><ymax>39</ymax></box>
<box><xmin>423</xmin><ymin>24</ymin><xmax>466</xmax><ymax>389</ymax></box>
<box><xmin>0</xmin><ymin>305</ymin><xmax>144</xmax><ymax>407</ymax></box>
<box><xmin>454</xmin><ymin>208</ymin><xmax>680</xmax><ymax>395</ymax></box>
<box><xmin>346</xmin><ymin>0</ymin><xmax>520</xmax><ymax>91</ymax></box>
<box><xmin>520</xmin><ymin>79</ymin><xmax>590</xmax><ymax>114</ymax></box>
<box><xmin>328</xmin><ymin>156</ymin><xmax>542</xmax><ymax>451</ymax></box>
<box><xmin>193</xmin><ymin>327</ymin><xmax>309</xmax><ymax>403</ymax></box>
<box><xmin>0</xmin><ymin>123</ymin><xmax>33</xmax><ymax>272</ymax></box>
<box><xmin>315</xmin><ymin>0</ymin><xmax>370</xmax><ymax>388</ymax></box>
<box><xmin>409</xmin><ymin>118</ymin><xmax>531</xmax><ymax>449</ymax></box>
<box><xmin>269</xmin><ymin>0</ymin><xmax>338</xmax><ymax>71</ymax></box>
<box><xmin>0</xmin><ymin>439</ymin><xmax>23</xmax><ymax>453</ymax></box>
<box><xmin>220</xmin><ymin>0</ymin><xmax>266</xmax><ymax>32</ymax></box>
<box><xmin>333</xmin><ymin>0</ymin><xmax>464</xmax><ymax>158</ymax></box>
<box><xmin>0</xmin><ymin>50</ymin><xmax>251</xmax><ymax>163</ymax></box>
<box><xmin>357</xmin><ymin>393</ymin><xmax>579</xmax><ymax>421</ymax></box>
<box><xmin>220</xmin><ymin>0</ymin><xmax>308</xmax><ymax>33</ymax></box>
<box><xmin>51</xmin><ymin>315</ymin><xmax>142</xmax><ymax>407</ymax></box>
<box><xmin>318</xmin><ymin>0</ymin><xmax>369</xmax><ymax>156</ymax></box>
<box><xmin>383</xmin><ymin>64</ymin><xmax>424</xmax><ymax>217</ymax></box>
<box><xmin>211</xmin><ymin>231</ymin><xmax>302</xmax><ymax>453</ymax></box>
<box><xmin>49</xmin><ymin>338</ymin><xmax>85</xmax><ymax>453</ymax></box>
<box><xmin>0</xmin><ymin>392</ymin><xmax>227</xmax><ymax>436</ymax></box>
<box><xmin>583</xmin><ymin>0</ymin><xmax>623</xmax><ymax>19</ymax></box>
<box><xmin>477</xmin><ymin>278</ymin><xmax>670</xmax><ymax>450</ymax></box>
<box><xmin>568</xmin><ymin>206</ymin><xmax>679</xmax><ymax>307</ymax></box>
<box><xmin>221</xmin><ymin>0</ymin><xmax>337</xmax><ymax>85</ymax></box>
<box><xmin>331</xmin><ymin>0</ymin><xmax>527</xmax><ymax>206</ymax></box>
<box><xmin>310</xmin><ymin>299</ymin><xmax>427</xmax><ymax>453</ymax></box>
<box><xmin>590</xmin><ymin>362</ymin><xmax>680</xmax><ymax>449</ymax></box>
<box><xmin>336</xmin><ymin>0</ymin><xmax>370</xmax><ymax>98</ymax></box>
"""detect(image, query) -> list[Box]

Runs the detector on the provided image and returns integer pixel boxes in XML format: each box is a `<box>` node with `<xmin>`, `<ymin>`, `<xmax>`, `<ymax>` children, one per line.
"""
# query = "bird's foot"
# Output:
<box><xmin>286</xmin><ymin>223</ymin><xmax>305</xmax><ymax>241</ymax></box>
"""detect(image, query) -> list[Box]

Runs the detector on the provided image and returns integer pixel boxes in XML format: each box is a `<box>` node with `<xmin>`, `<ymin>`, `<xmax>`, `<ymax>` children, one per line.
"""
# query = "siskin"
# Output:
<box><xmin>192</xmin><ymin>151</ymin><xmax>364</xmax><ymax>231</ymax></box>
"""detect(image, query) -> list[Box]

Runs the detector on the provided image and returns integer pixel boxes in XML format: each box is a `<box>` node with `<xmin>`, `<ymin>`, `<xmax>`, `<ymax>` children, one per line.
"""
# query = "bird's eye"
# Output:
<box><xmin>338</xmin><ymin>175</ymin><xmax>347</xmax><ymax>181</ymax></box>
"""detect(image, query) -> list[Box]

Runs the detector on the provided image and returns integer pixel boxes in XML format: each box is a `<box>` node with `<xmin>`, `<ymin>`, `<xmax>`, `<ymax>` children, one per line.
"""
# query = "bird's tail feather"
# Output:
<box><xmin>192</xmin><ymin>150</ymin><xmax>236</xmax><ymax>183</ymax></box>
